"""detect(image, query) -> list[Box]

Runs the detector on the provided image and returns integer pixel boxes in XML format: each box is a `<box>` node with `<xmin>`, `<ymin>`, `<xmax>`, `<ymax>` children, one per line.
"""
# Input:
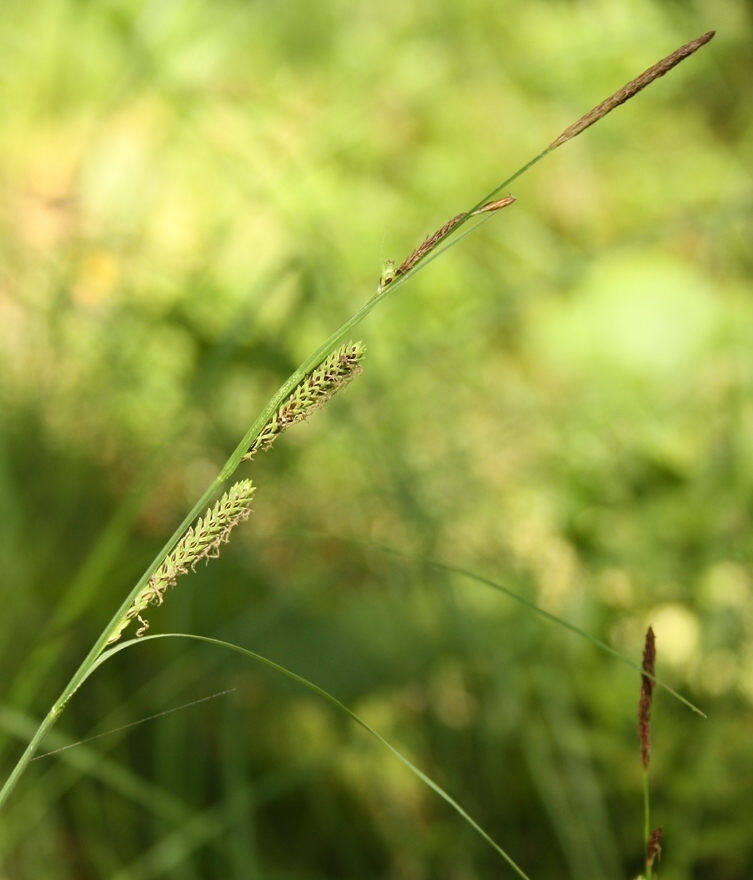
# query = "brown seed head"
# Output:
<box><xmin>394</xmin><ymin>195</ymin><xmax>516</xmax><ymax>280</ymax></box>
<box><xmin>396</xmin><ymin>213</ymin><xmax>468</xmax><ymax>277</ymax></box>
<box><xmin>647</xmin><ymin>826</ymin><xmax>663</xmax><ymax>868</ymax></box>
<box><xmin>472</xmin><ymin>195</ymin><xmax>517</xmax><ymax>215</ymax></box>
<box><xmin>550</xmin><ymin>31</ymin><xmax>715</xmax><ymax>150</ymax></box>
<box><xmin>639</xmin><ymin>626</ymin><xmax>656</xmax><ymax>770</ymax></box>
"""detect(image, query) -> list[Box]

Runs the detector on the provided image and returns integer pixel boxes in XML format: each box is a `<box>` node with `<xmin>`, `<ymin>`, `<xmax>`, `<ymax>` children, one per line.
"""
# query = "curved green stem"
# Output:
<box><xmin>87</xmin><ymin>633</ymin><xmax>535</xmax><ymax>880</ymax></box>
<box><xmin>0</xmin><ymin>171</ymin><xmax>521</xmax><ymax>811</ymax></box>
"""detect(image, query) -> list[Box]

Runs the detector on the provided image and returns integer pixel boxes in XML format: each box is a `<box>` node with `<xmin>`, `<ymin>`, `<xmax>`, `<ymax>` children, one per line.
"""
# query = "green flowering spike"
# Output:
<box><xmin>243</xmin><ymin>341</ymin><xmax>365</xmax><ymax>460</ymax></box>
<box><xmin>106</xmin><ymin>479</ymin><xmax>256</xmax><ymax>645</ymax></box>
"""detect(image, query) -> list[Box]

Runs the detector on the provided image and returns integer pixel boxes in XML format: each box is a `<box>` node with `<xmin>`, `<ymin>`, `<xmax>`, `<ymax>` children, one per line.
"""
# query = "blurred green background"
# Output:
<box><xmin>0</xmin><ymin>0</ymin><xmax>750</xmax><ymax>877</ymax></box>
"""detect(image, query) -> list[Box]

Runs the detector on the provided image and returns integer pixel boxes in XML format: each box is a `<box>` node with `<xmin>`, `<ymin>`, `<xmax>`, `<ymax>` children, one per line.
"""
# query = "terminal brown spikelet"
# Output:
<box><xmin>639</xmin><ymin>626</ymin><xmax>656</xmax><ymax>771</ymax></box>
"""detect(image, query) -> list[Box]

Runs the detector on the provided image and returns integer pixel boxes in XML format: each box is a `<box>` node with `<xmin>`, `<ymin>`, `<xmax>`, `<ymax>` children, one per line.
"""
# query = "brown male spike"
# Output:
<box><xmin>639</xmin><ymin>626</ymin><xmax>657</xmax><ymax>771</ymax></box>
<box><xmin>550</xmin><ymin>31</ymin><xmax>715</xmax><ymax>149</ymax></box>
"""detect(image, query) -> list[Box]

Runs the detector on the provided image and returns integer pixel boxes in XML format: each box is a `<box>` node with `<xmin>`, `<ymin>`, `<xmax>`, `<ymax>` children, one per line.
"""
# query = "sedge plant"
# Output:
<box><xmin>637</xmin><ymin>626</ymin><xmax>662</xmax><ymax>880</ymax></box>
<box><xmin>0</xmin><ymin>30</ymin><xmax>715</xmax><ymax>878</ymax></box>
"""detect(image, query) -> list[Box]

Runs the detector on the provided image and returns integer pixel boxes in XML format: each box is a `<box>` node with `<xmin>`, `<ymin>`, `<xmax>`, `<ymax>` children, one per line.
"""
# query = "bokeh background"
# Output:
<box><xmin>0</xmin><ymin>1</ymin><xmax>750</xmax><ymax>878</ymax></box>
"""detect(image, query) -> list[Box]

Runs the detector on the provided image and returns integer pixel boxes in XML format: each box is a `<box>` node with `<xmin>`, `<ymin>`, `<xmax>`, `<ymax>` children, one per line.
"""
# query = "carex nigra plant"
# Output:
<box><xmin>0</xmin><ymin>30</ymin><xmax>715</xmax><ymax>880</ymax></box>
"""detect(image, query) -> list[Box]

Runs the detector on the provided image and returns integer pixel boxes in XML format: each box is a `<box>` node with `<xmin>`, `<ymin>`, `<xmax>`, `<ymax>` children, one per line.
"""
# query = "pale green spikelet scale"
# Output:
<box><xmin>378</xmin><ymin>260</ymin><xmax>396</xmax><ymax>293</ymax></box>
<box><xmin>106</xmin><ymin>479</ymin><xmax>256</xmax><ymax>645</ymax></box>
<box><xmin>243</xmin><ymin>341</ymin><xmax>365</xmax><ymax>460</ymax></box>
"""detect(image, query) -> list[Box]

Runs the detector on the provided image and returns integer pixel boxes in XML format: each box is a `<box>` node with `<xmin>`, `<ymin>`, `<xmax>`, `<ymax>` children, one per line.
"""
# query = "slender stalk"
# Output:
<box><xmin>639</xmin><ymin>627</ymin><xmax>657</xmax><ymax>879</ymax></box>
<box><xmin>0</xmin><ymin>31</ymin><xmax>715</xmax><ymax>812</ymax></box>
<box><xmin>643</xmin><ymin>773</ymin><xmax>652</xmax><ymax>879</ymax></box>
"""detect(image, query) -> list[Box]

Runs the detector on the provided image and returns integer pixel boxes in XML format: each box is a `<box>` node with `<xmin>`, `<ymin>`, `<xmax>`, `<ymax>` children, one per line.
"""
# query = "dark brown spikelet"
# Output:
<box><xmin>550</xmin><ymin>31</ymin><xmax>715</xmax><ymax>149</ymax></box>
<box><xmin>472</xmin><ymin>195</ymin><xmax>517</xmax><ymax>215</ymax></box>
<box><xmin>396</xmin><ymin>213</ymin><xmax>468</xmax><ymax>277</ymax></box>
<box><xmin>639</xmin><ymin>626</ymin><xmax>657</xmax><ymax>771</ymax></box>
<box><xmin>646</xmin><ymin>826</ymin><xmax>663</xmax><ymax>868</ymax></box>
<box><xmin>393</xmin><ymin>195</ymin><xmax>516</xmax><ymax>280</ymax></box>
